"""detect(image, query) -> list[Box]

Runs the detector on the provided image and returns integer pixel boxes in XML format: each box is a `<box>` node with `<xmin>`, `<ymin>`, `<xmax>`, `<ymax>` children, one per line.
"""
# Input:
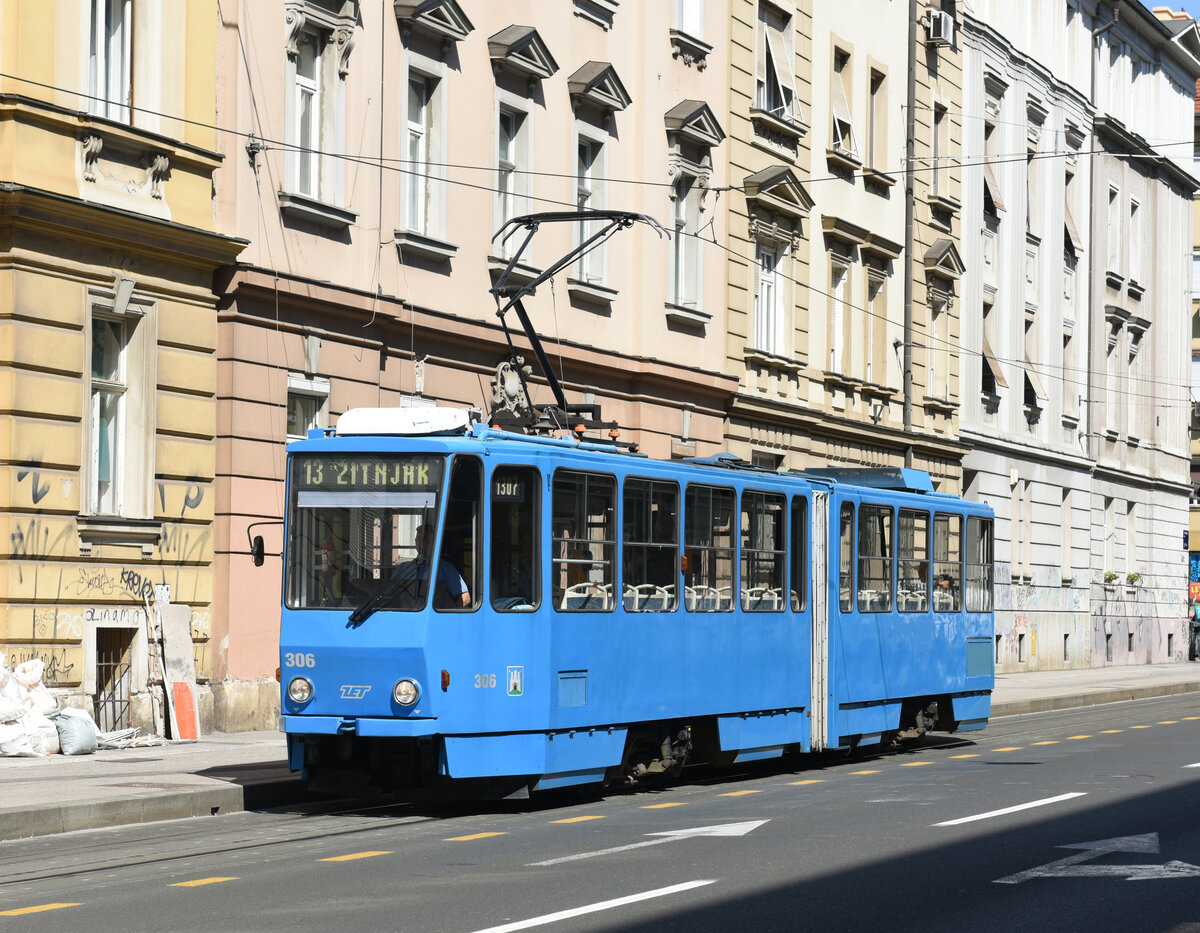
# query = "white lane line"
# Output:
<box><xmin>1185</xmin><ymin>763</ymin><xmax>1200</xmax><ymax>769</ymax></box>
<box><xmin>529</xmin><ymin>837</ymin><xmax>675</xmax><ymax>866</ymax></box>
<box><xmin>934</xmin><ymin>792</ymin><xmax>1087</xmax><ymax>827</ymax></box>
<box><xmin>469</xmin><ymin>880</ymin><xmax>716</xmax><ymax>933</ymax></box>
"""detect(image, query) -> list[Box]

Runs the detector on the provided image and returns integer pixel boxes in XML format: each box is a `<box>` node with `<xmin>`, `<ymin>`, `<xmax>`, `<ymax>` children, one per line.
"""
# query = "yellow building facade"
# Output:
<box><xmin>0</xmin><ymin>1</ymin><xmax>244</xmax><ymax>729</ymax></box>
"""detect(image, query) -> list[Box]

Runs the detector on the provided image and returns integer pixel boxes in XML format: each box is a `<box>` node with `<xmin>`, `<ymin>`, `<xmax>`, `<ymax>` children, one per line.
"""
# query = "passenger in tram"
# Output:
<box><xmin>395</xmin><ymin>523</ymin><xmax>470</xmax><ymax>608</ymax></box>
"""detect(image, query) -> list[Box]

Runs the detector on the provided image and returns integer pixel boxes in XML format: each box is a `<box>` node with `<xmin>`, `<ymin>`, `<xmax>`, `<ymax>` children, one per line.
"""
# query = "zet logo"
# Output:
<box><xmin>339</xmin><ymin>685</ymin><xmax>372</xmax><ymax>700</ymax></box>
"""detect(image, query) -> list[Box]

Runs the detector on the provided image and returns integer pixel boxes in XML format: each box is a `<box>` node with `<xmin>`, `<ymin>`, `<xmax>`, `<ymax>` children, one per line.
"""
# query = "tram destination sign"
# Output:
<box><xmin>294</xmin><ymin>454</ymin><xmax>443</xmax><ymax>492</ymax></box>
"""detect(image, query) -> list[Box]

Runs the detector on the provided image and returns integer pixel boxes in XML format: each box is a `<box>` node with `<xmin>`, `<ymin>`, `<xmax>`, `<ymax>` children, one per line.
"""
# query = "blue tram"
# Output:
<box><xmin>275</xmin><ymin>409</ymin><xmax>994</xmax><ymax>797</ymax></box>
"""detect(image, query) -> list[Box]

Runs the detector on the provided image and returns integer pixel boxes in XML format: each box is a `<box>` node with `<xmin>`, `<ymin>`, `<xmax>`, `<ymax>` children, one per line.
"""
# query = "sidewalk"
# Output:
<box><xmin>2</xmin><ymin>663</ymin><xmax>1199</xmax><ymax>843</ymax></box>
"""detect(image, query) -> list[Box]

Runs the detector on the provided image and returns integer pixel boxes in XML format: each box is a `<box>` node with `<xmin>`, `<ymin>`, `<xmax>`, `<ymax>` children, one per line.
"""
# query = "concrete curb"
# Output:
<box><xmin>991</xmin><ymin>679</ymin><xmax>1200</xmax><ymax>718</ymax></box>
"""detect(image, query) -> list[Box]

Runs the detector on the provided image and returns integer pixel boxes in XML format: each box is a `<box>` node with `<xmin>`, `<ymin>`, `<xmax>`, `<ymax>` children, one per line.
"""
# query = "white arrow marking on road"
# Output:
<box><xmin>528</xmin><ymin>820</ymin><xmax>768</xmax><ymax>867</ymax></box>
<box><xmin>995</xmin><ymin>833</ymin><xmax>1200</xmax><ymax>884</ymax></box>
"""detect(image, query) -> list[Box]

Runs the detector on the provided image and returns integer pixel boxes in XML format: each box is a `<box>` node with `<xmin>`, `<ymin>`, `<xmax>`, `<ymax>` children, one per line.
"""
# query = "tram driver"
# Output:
<box><xmin>394</xmin><ymin>523</ymin><xmax>470</xmax><ymax>608</ymax></box>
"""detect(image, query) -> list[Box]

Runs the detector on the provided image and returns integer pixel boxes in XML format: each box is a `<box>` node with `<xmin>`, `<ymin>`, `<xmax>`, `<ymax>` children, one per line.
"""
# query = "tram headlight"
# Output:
<box><xmin>287</xmin><ymin>676</ymin><xmax>313</xmax><ymax>704</ymax></box>
<box><xmin>393</xmin><ymin>678</ymin><xmax>420</xmax><ymax>707</ymax></box>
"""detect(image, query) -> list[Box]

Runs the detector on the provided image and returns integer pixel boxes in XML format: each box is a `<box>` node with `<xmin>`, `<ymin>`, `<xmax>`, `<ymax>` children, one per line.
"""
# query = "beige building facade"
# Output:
<box><xmin>211</xmin><ymin>0</ymin><xmax>740</xmax><ymax>728</ymax></box>
<box><xmin>724</xmin><ymin>0</ymin><xmax>965</xmax><ymax>487</ymax></box>
<box><xmin>0</xmin><ymin>1</ymin><xmax>244</xmax><ymax>729</ymax></box>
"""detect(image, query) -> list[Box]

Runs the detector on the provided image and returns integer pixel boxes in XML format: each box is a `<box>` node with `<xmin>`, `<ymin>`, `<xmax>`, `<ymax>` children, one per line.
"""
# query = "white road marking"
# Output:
<box><xmin>1185</xmin><ymin>762</ymin><xmax>1200</xmax><ymax>769</ymax></box>
<box><xmin>995</xmin><ymin>833</ymin><xmax>1200</xmax><ymax>884</ymax></box>
<box><xmin>934</xmin><ymin>792</ymin><xmax>1086</xmax><ymax>827</ymax></box>
<box><xmin>529</xmin><ymin>820</ymin><xmax>767</xmax><ymax>867</ymax></box>
<box><xmin>469</xmin><ymin>880</ymin><xmax>716</xmax><ymax>933</ymax></box>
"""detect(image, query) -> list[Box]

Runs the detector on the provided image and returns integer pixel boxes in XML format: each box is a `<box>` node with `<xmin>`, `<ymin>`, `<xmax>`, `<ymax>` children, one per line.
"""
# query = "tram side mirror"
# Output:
<box><xmin>251</xmin><ymin>535</ymin><xmax>265</xmax><ymax>567</ymax></box>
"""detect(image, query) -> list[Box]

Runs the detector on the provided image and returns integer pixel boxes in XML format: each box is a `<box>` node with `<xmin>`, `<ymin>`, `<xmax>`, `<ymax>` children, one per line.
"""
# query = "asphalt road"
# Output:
<box><xmin>2</xmin><ymin>695</ymin><xmax>1199</xmax><ymax>933</ymax></box>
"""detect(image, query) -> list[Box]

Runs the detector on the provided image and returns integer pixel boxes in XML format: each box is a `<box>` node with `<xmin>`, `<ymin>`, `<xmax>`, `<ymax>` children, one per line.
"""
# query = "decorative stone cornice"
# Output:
<box><xmin>567</xmin><ymin>62</ymin><xmax>631</xmax><ymax>114</ymax></box>
<box><xmin>285</xmin><ymin>1</ymin><xmax>359</xmax><ymax>75</ymax></box>
<box><xmin>664</xmin><ymin>99</ymin><xmax>725</xmax><ymax>149</ymax></box>
<box><xmin>488</xmin><ymin>25</ymin><xmax>558</xmax><ymax>83</ymax></box>
<box><xmin>394</xmin><ymin>0</ymin><xmax>473</xmax><ymax>43</ymax></box>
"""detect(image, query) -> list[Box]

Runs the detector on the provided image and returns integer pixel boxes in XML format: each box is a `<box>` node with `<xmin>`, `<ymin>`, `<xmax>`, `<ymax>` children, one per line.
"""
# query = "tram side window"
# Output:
<box><xmin>622</xmin><ymin>479</ymin><xmax>679</xmax><ymax>611</ymax></box>
<box><xmin>898</xmin><ymin>509</ymin><xmax>930</xmax><ymax>613</ymax></box>
<box><xmin>857</xmin><ymin>505</ymin><xmax>893</xmax><ymax>612</ymax></box>
<box><xmin>490</xmin><ymin>465</ymin><xmax>540</xmax><ymax>611</ymax></box>
<box><xmin>553</xmin><ymin>471</ymin><xmax>616</xmax><ymax>611</ymax></box>
<box><xmin>741</xmin><ymin>491</ymin><xmax>786</xmax><ymax>611</ymax></box>
<box><xmin>839</xmin><ymin>503</ymin><xmax>854</xmax><ymax>612</ymax></box>
<box><xmin>933</xmin><ymin>513</ymin><xmax>963</xmax><ymax>612</ymax></box>
<box><xmin>436</xmin><ymin>456</ymin><xmax>482</xmax><ymax>611</ymax></box>
<box><xmin>966</xmin><ymin>516</ymin><xmax>994</xmax><ymax>612</ymax></box>
<box><xmin>684</xmin><ymin>485</ymin><xmax>735</xmax><ymax>611</ymax></box>
<box><xmin>790</xmin><ymin>496</ymin><xmax>808</xmax><ymax>611</ymax></box>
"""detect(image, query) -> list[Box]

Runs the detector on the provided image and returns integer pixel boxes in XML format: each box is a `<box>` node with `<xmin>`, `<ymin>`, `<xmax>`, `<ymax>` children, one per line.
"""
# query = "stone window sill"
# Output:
<box><xmin>279</xmin><ymin>191</ymin><xmax>357</xmax><ymax>231</ymax></box>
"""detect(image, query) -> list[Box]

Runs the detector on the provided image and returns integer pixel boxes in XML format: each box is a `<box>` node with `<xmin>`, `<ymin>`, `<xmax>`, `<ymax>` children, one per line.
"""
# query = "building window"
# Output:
<box><xmin>755</xmin><ymin>2</ymin><xmax>800</xmax><ymax>122</ymax></box>
<box><xmin>831</xmin><ymin>48</ymin><xmax>857</xmax><ymax>158</ymax></box>
<box><xmin>1061</xmin><ymin>488</ymin><xmax>1073</xmax><ymax>582</ymax></box>
<box><xmin>1103</xmin><ymin>496</ymin><xmax>1116</xmax><ymax>572</ymax></box>
<box><xmin>1129</xmin><ymin>198</ymin><xmax>1141</xmax><ymax>284</ymax></box>
<box><xmin>406</xmin><ymin>73</ymin><xmax>434</xmax><ymax>233</ymax></box>
<box><xmin>1107</xmin><ymin>185</ymin><xmax>1120</xmax><ymax>273</ymax></box>
<box><xmin>295</xmin><ymin>30</ymin><xmax>321</xmax><ymax>198</ymax></box>
<box><xmin>495</xmin><ymin>102</ymin><xmax>531</xmax><ymax>254</ymax></box>
<box><xmin>1125</xmin><ymin>502</ymin><xmax>1137</xmax><ymax>576</ymax></box>
<box><xmin>754</xmin><ymin>245</ymin><xmax>784</xmax><ymax>355</ymax></box>
<box><xmin>932</xmin><ymin>104</ymin><xmax>948</xmax><ymax>199</ymax></box>
<box><xmin>89</xmin><ymin>0</ymin><xmax>131</xmax><ymax>123</ymax></box>
<box><xmin>670</xmin><ymin>173</ymin><xmax>702</xmax><ymax>309</ymax></box>
<box><xmin>575</xmin><ymin>133</ymin><xmax>607</xmax><ymax>283</ymax></box>
<box><xmin>982</xmin><ymin>121</ymin><xmax>1004</xmax><ymax>216</ymax></box>
<box><xmin>865</xmin><ymin>273</ymin><xmax>885</xmax><ymax>383</ymax></box>
<box><xmin>286</xmin><ymin>374</ymin><xmax>330</xmax><ymax>441</ymax></box>
<box><xmin>91</xmin><ymin>316</ymin><xmax>126</xmax><ymax>514</ymax></box>
<box><xmin>929</xmin><ymin>296</ymin><xmax>949</xmax><ymax>399</ymax></box>
<box><xmin>84</xmin><ymin>286</ymin><xmax>153</xmax><ymax>520</ymax></box>
<box><xmin>675</xmin><ymin>0</ymin><xmax>703</xmax><ymax>37</ymax></box>
<box><xmin>829</xmin><ymin>259</ymin><xmax>848</xmax><ymax>372</ymax></box>
<box><xmin>867</xmin><ymin>70</ymin><xmax>886</xmax><ymax>171</ymax></box>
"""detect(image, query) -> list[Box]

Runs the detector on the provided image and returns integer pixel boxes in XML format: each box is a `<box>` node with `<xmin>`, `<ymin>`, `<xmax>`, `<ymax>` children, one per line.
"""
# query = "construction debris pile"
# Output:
<box><xmin>0</xmin><ymin>658</ymin><xmax>152</xmax><ymax>757</ymax></box>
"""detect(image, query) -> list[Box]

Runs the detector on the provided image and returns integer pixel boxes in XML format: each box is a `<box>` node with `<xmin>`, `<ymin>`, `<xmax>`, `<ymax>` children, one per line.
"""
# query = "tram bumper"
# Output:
<box><xmin>279</xmin><ymin>714</ymin><xmax>439</xmax><ymax>737</ymax></box>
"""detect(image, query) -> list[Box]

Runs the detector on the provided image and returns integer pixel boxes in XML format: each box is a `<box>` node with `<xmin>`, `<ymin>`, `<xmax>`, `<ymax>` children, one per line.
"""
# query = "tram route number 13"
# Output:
<box><xmin>474</xmin><ymin>673</ymin><xmax>497</xmax><ymax>688</ymax></box>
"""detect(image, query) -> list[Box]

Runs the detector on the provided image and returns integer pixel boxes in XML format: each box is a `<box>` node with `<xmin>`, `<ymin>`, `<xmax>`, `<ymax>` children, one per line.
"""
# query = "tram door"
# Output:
<box><xmin>809</xmin><ymin>490</ymin><xmax>830</xmax><ymax>751</ymax></box>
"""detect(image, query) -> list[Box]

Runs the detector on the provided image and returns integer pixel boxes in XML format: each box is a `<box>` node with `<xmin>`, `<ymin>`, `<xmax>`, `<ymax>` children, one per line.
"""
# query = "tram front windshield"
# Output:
<box><xmin>285</xmin><ymin>453</ymin><xmax>446</xmax><ymax>612</ymax></box>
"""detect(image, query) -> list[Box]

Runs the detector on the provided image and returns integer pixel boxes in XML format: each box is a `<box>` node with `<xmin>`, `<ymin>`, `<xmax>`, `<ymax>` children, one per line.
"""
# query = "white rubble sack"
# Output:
<box><xmin>50</xmin><ymin>708</ymin><xmax>99</xmax><ymax>756</ymax></box>
<box><xmin>13</xmin><ymin>659</ymin><xmax>57</xmax><ymax>714</ymax></box>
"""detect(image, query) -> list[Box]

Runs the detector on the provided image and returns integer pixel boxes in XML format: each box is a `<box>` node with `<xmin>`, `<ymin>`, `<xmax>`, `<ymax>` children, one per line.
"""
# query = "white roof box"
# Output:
<box><xmin>336</xmin><ymin>407</ymin><xmax>471</xmax><ymax>436</ymax></box>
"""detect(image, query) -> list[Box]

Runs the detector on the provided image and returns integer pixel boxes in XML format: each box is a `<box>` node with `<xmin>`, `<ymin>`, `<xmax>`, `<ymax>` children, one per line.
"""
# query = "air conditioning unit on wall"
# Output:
<box><xmin>926</xmin><ymin>9</ymin><xmax>954</xmax><ymax>46</ymax></box>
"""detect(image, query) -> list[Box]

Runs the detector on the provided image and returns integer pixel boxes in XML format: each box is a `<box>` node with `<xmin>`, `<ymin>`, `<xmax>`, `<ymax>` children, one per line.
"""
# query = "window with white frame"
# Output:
<box><xmin>1107</xmin><ymin>185</ymin><xmax>1120</xmax><ymax>273</ymax></box>
<box><xmin>1125</xmin><ymin>501</ymin><xmax>1136</xmax><ymax>576</ymax></box>
<box><xmin>1103</xmin><ymin>496</ymin><xmax>1115</xmax><ymax>571</ymax></box>
<box><xmin>932</xmin><ymin>104</ymin><xmax>948</xmax><ymax>199</ymax></box>
<box><xmin>1061</xmin><ymin>488</ymin><xmax>1073</xmax><ymax>582</ymax></box>
<box><xmin>575</xmin><ymin>133</ymin><xmax>607</xmax><ymax>283</ymax></box>
<box><xmin>831</xmin><ymin>48</ymin><xmax>857</xmax><ymax>157</ymax></box>
<box><xmin>85</xmin><ymin>286</ymin><xmax>154</xmax><ymax>519</ymax></box>
<box><xmin>756</xmin><ymin>2</ymin><xmax>800</xmax><ymax>123</ymax></box>
<box><xmin>286</xmin><ymin>374</ymin><xmax>330</xmax><ymax>441</ymax></box>
<box><xmin>865</xmin><ymin>272</ymin><xmax>885</xmax><ymax>383</ymax></box>
<box><xmin>1129</xmin><ymin>198</ymin><xmax>1142</xmax><ymax>284</ymax></box>
<box><xmin>495</xmin><ymin>103</ymin><xmax>530</xmax><ymax>253</ymax></box>
<box><xmin>754</xmin><ymin>245</ymin><xmax>784</xmax><ymax>356</ymax></box>
<box><xmin>406</xmin><ymin>73</ymin><xmax>436</xmax><ymax>234</ymax></box>
<box><xmin>867</xmin><ymin>70</ymin><xmax>886</xmax><ymax>172</ymax></box>
<box><xmin>675</xmin><ymin>0</ymin><xmax>703</xmax><ymax>37</ymax></box>
<box><xmin>670</xmin><ymin>173</ymin><xmax>702</xmax><ymax>309</ymax></box>
<box><xmin>294</xmin><ymin>30</ymin><xmax>322</xmax><ymax>198</ymax></box>
<box><xmin>929</xmin><ymin>296</ymin><xmax>949</xmax><ymax>399</ymax></box>
<box><xmin>829</xmin><ymin>259</ymin><xmax>848</xmax><ymax>372</ymax></box>
<box><xmin>89</xmin><ymin>0</ymin><xmax>131</xmax><ymax>123</ymax></box>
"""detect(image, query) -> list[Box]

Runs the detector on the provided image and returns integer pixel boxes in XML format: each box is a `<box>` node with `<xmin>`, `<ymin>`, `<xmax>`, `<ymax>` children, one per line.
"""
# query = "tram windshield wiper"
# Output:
<box><xmin>347</xmin><ymin>576</ymin><xmax>414</xmax><ymax>627</ymax></box>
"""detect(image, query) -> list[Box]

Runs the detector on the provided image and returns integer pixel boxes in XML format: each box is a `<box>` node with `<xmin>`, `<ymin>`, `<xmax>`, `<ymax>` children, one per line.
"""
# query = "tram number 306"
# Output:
<box><xmin>474</xmin><ymin>673</ymin><xmax>497</xmax><ymax>688</ymax></box>
<box><xmin>285</xmin><ymin>652</ymin><xmax>316</xmax><ymax>668</ymax></box>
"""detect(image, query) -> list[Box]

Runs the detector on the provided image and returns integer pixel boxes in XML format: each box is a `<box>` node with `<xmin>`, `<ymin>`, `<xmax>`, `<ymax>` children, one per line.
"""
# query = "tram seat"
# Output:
<box><xmin>562</xmin><ymin>582</ymin><xmax>611</xmax><ymax>610</ymax></box>
<box><xmin>933</xmin><ymin>590</ymin><xmax>955</xmax><ymax>612</ymax></box>
<box><xmin>715</xmin><ymin>586</ymin><xmax>733</xmax><ymax>610</ymax></box>
<box><xmin>624</xmin><ymin>583</ymin><xmax>670</xmax><ymax>611</ymax></box>
<box><xmin>742</xmin><ymin>586</ymin><xmax>783</xmax><ymax>610</ymax></box>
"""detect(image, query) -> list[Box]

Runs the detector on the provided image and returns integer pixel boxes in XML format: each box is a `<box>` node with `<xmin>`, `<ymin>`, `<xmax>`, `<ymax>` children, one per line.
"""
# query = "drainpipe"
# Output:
<box><xmin>903</xmin><ymin>0</ymin><xmax>918</xmax><ymax>468</ymax></box>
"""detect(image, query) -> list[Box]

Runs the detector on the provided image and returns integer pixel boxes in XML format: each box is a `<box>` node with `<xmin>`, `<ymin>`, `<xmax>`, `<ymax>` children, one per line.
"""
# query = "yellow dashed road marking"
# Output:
<box><xmin>950</xmin><ymin>754</ymin><xmax>980</xmax><ymax>759</ymax></box>
<box><xmin>1157</xmin><ymin>721</ymin><xmax>1179</xmax><ymax>725</ymax></box>
<box><xmin>1033</xmin><ymin>741</ymin><xmax>1059</xmax><ymax>746</ymax></box>
<box><xmin>900</xmin><ymin>761</ymin><xmax>932</xmax><ymax>767</ymax></box>
<box><xmin>850</xmin><ymin>770</ymin><xmax>881</xmax><ymax>775</ymax></box>
<box><xmin>1066</xmin><ymin>735</ymin><xmax>1092</xmax><ymax>740</ymax></box>
<box><xmin>552</xmin><ymin>816</ymin><xmax>605</xmax><ymax>824</ymax></box>
<box><xmin>789</xmin><ymin>779</ymin><xmax>825</xmax><ymax>785</ymax></box>
<box><xmin>1184</xmin><ymin>717</ymin><xmax>1200</xmax><ymax>721</ymax></box>
<box><xmin>641</xmin><ymin>802</ymin><xmax>687</xmax><ymax>809</ymax></box>
<box><xmin>446</xmin><ymin>832</ymin><xmax>506</xmax><ymax>842</ymax></box>
<box><xmin>1130</xmin><ymin>725</ymin><xmax>1153</xmax><ymax>729</ymax></box>
<box><xmin>0</xmin><ymin>903</ymin><xmax>81</xmax><ymax>917</ymax></box>
<box><xmin>1101</xmin><ymin>729</ymin><xmax>1124</xmax><ymax>733</ymax></box>
<box><xmin>719</xmin><ymin>790</ymin><xmax>762</xmax><ymax>797</ymax></box>
<box><xmin>319</xmin><ymin>851</ymin><xmax>392</xmax><ymax>862</ymax></box>
<box><xmin>994</xmin><ymin>747</ymin><xmax>1023</xmax><ymax>752</ymax></box>
<box><xmin>169</xmin><ymin>878</ymin><xmax>239</xmax><ymax>888</ymax></box>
